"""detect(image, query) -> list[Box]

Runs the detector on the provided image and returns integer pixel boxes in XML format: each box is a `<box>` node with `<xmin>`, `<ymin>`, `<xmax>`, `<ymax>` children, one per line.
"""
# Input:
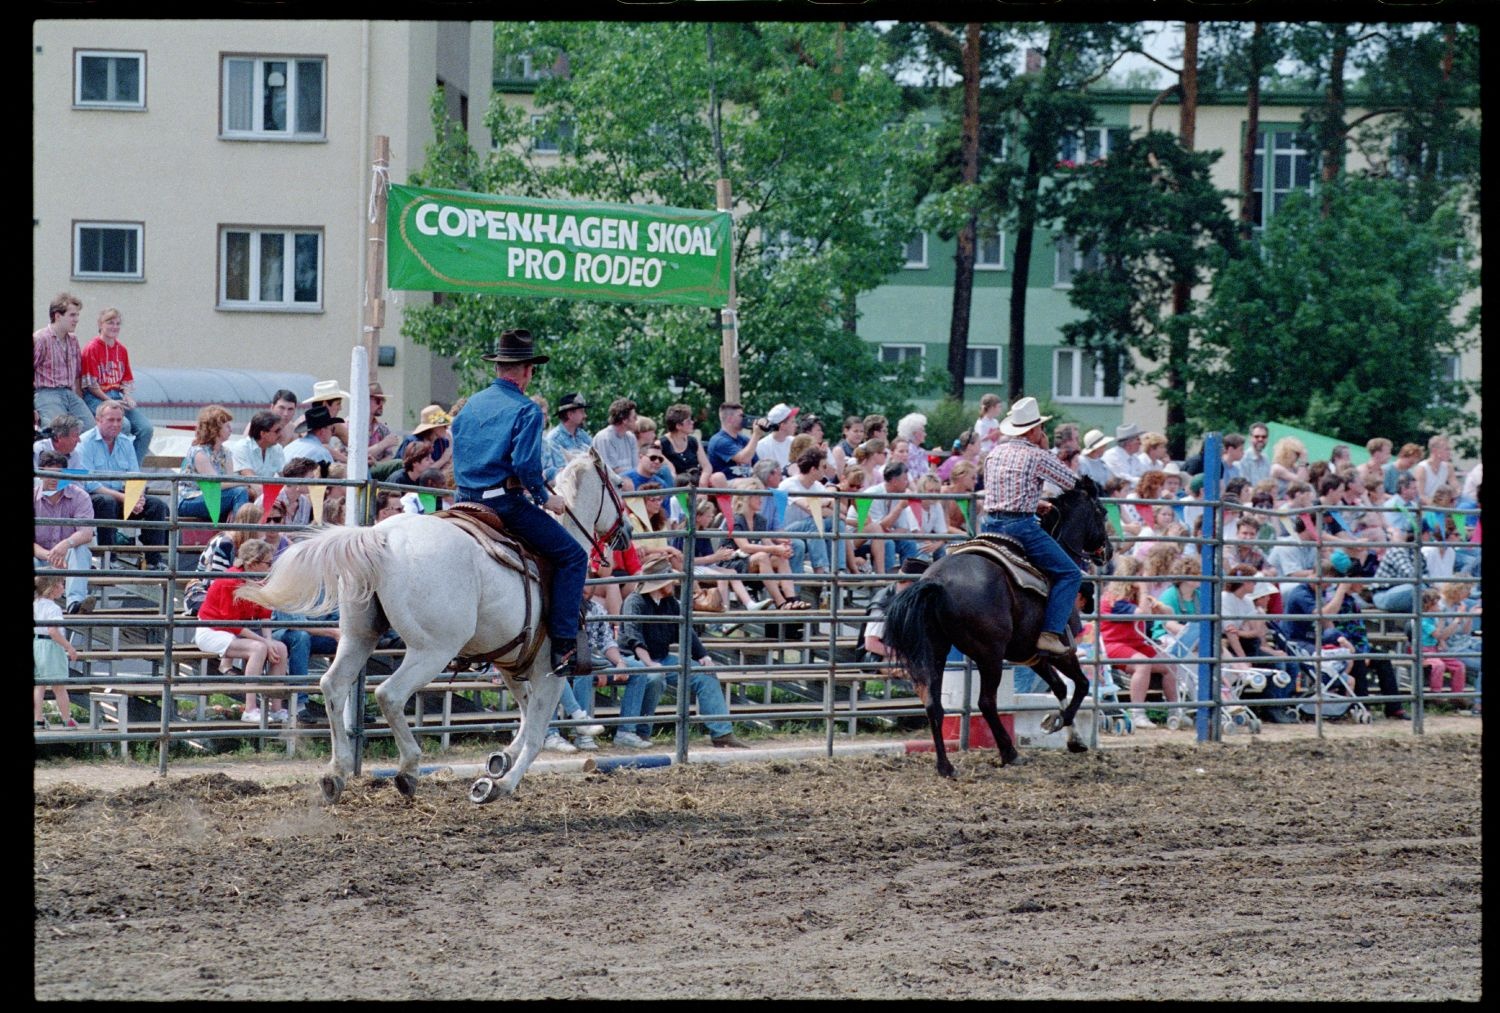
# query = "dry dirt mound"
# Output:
<box><xmin>35</xmin><ymin>733</ymin><xmax>1480</xmax><ymax>1000</ymax></box>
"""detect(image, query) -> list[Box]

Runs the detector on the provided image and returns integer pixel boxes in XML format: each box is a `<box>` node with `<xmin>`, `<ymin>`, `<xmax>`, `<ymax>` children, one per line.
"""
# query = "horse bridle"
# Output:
<box><xmin>552</xmin><ymin>453</ymin><xmax>632</xmax><ymax>553</ymax></box>
<box><xmin>1041</xmin><ymin>494</ymin><xmax>1112</xmax><ymax>568</ymax></box>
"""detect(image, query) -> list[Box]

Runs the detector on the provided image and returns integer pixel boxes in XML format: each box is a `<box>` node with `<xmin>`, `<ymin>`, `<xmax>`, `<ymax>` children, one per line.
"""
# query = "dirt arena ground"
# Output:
<box><xmin>35</xmin><ymin>724</ymin><xmax>1480</xmax><ymax>1000</ymax></box>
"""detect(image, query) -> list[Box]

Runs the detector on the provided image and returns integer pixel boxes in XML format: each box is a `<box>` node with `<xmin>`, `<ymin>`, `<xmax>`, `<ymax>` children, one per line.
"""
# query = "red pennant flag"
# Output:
<box><xmin>715</xmin><ymin>494</ymin><xmax>735</xmax><ymax>534</ymax></box>
<box><xmin>261</xmin><ymin>484</ymin><xmax>284</xmax><ymax>516</ymax></box>
<box><xmin>907</xmin><ymin>498</ymin><xmax>924</xmax><ymax>526</ymax></box>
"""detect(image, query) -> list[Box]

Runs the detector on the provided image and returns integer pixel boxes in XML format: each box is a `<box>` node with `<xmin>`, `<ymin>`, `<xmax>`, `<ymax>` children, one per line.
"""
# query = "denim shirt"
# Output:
<box><xmin>543</xmin><ymin>423</ymin><xmax>594</xmax><ymax>483</ymax></box>
<box><xmin>451</xmin><ymin>377</ymin><xmax>549</xmax><ymax>503</ymax></box>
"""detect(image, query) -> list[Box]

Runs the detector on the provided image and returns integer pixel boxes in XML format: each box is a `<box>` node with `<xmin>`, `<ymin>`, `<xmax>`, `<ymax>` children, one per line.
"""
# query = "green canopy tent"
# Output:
<box><xmin>1261</xmin><ymin>422</ymin><xmax>1370</xmax><ymax>468</ymax></box>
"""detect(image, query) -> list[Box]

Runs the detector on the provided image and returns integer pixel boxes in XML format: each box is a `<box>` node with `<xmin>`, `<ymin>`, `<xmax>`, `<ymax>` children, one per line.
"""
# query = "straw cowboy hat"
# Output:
<box><xmin>998</xmin><ymin>396</ymin><xmax>1052</xmax><ymax>436</ymax></box>
<box><xmin>1114</xmin><ymin>422</ymin><xmax>1144</xmax><ymax>442</ymax></box>
<box><xmin>411</xmin><ymin>404</ymin><xmax>452</xmax><ymax>437</ymax></box>
<box><xmin>481</xmin><ymin>328</ymin><xmax>550</xmax><ymax>365</ymax></box>
<box><xmin>1081</xmin><ymin>428</ymin><xmax>1115</xmax><ymax>454</ymax></box>
<box><xmin>635</xmin><ymin>556</ymin><xmax>678</xmax><ymax>595</ymax></box>
<box><xmin>301</xmin><ymin>380</ymin><xmax>353</xmax><ymax>405</ymax></box>
<box><xmin>368</xmin><ymin>381</ymin><xmax>388</xmax><ymax>400</ymax></box>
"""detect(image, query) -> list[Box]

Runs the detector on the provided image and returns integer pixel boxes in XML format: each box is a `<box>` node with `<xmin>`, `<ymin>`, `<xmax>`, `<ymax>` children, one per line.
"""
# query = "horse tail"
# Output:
<box><xmin>880</xmin><ymin>580</ymin><xmax>949</xmax><ymax>688</ymax></box>
<box><xmin>235</xmin><ymin>525</ymin><xmax>390</xmax><ymax>614</ymax></box>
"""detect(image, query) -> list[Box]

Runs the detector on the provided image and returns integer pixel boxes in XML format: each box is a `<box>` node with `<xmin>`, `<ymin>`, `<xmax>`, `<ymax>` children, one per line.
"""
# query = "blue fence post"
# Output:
<box><xmin>1196</xmin><ymin>432</ymin><xmax>1222</xmax><ymax>742</ymax></box>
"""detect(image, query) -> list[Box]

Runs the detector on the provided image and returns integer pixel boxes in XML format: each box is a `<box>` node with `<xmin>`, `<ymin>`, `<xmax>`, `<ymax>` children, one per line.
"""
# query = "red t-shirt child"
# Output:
<box><xmin>198</xmin><ymin>567</ymin><xmax>271</xmax><ymax>635</ymax></box>
<box><xmin>80</xmin><ymin>336</ymin><xmax>135</xmax><ymax>395</ymax></box>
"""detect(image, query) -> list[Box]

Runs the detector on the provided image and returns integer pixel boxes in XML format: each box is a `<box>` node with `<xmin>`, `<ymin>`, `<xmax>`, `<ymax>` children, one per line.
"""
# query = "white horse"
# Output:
<box><xmin>239</xmin><ymin>450</ymin><xmax>631</xmax><ymax>805</ymax></box>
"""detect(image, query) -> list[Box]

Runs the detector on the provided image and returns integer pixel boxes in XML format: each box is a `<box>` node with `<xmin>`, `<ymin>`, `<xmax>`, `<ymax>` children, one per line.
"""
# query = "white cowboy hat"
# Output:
<box><xmin>1249</xmin><ymin>582</ymin><xmax>1278</xmax><ymax>600</ymax></box>
<box><xmin>301</xmin><ymin>379</ymin><xmax>352</xmax><ymax>405</ymax></box>
<box><xmin>1115</xmin><ymin>422</ymin><xmax>1144</xmax><ymax>442</ymax></box>
<box><xmin>998</xmin><ymin>396</ymin><xmax>1052</xmax><ymax>436</ymax></box>
<box><xmin>1081</xmin><ymin>428</ymin><xmax>1114</xmax><ymax>454</ymax></box>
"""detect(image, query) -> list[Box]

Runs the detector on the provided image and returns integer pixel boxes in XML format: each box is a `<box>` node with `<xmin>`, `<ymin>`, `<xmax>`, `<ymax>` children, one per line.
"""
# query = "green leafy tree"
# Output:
<box><xmin>1051</xmin><ymin>130</ymin><xmax>1239</xmax><ymax>453</ymax></box>
<box><xmin>1186</xmin><ymin>178</ymin><xmax>1477</xmax><ymax>445</ymax></box>
<box><xmin>401</xmin><ymin>22</ymin><xmax>936</xmax><ymax>426</ymax></box>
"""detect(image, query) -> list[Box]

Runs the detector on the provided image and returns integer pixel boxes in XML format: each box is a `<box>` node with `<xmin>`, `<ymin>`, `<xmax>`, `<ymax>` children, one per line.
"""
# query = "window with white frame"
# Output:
<box><xmin>1249</xmin><ymin>128</ymin><xmax>1313</xmax><ymax>230</ymax></box>
<box><xmin>530</xmin><ymin>114</ymin><xmax>574</xmax><ymax>154</ymax></box>
<box><xmin>902</xmin><ymin>231</ymin><xmax>928</xmax><ymax>269</ymax></box>
<box><xmin>1053</xmin><ymin>234</ymin><xmax>1103</xmax><ymax>287</ymax></box>
<box><xmin>965</xmin><ymin>346</ymin><xmax>1001</xmax><ymax>383</ymax></box>
<box><xmin>767</xmin><ymin>229</ymin><xmax>819</xmax><ymax>261</ymax></box>
<box><xmin>74</xmin><ymin>50</ymin><xmax>145</xmax><ymax>109</ymax></box>
<box><xmin>73</xmin><ymin>222</ymin><xmax>143</xmax><ymax>280</ymax></box>
<box><xmin>222</xmin><ymin>56</ymin><xmax>325</xmax><ymax>139</ymax></box>
<box><xmin>219</xmin><ymin>227</ymin><xmax>322</xmax><ymax>309</ymax></box>
<box><xmin>879</xmin><ymin>344</ymin><xmax>925</xmax><ymax>378</ymax></box>
<box><xmin>1053</xmin><ymin>347</ymin><xmax>1123</xmax><ymax>403</ymax></box>
<box><xmin>1057</xmin><ymin>126</ymin><xmax>1130</xmax><ymax>164</ymax></box>
<box><xmin>975</xmin><ymin>225</ymin><xmax>1005</xmax><ymax>270</ymax></box>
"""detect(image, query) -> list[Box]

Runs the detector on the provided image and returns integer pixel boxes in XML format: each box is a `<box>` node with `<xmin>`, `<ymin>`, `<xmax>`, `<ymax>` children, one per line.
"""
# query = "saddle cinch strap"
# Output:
<box><xmin>947</xmin><ymin>533</ymin><xmax>1051</xmax><ymax>599</ymax></box>
<box><xmin>433</xmin><ymin>504</ymin><xmax>549</xmax><ymax>676</ymax></box>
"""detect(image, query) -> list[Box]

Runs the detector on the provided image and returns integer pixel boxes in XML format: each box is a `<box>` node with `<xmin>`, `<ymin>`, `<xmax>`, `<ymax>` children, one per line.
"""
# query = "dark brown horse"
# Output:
<box><xmin>881</xmin><ymin>477</ymin><xmax>1114</xmax><ymax>778</ymax></box>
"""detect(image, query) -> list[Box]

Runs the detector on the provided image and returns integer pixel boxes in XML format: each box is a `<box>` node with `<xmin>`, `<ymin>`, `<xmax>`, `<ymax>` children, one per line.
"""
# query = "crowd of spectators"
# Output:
<box><xmin>34</xmin><ymin>288</ymin><xmax>1482</xmax><ymax>734</ymax></box>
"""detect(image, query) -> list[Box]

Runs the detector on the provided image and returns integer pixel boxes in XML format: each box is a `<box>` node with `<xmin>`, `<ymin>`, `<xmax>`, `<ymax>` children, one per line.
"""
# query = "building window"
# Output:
<box><xmin>1057</xmin><ymin>126</ymin><xmax>1129</xmax><ymax>165</ymax></box>
<box><xmin>529</xmin><ymin>114</ymin><xmax>574</xmax><ymax>154</ymax></box>
<box><xmin>219</xmin><ymin>227</ymin><xmax>322</xmax><ymax>309</ymax></box>
<box><xmin>1249</xmin><ymin>128</ymin><xmax>1313</xmax><ymax>230</ymax></box>
<box><xmin>74</xmin><ymin>50</ymin><xmax>145</xmax><ymax>109</ymax></box>
<box><xmin>1053</xmin><ymin>234</ymin><xmax>1103</xmax><ymax>288</ymax></box>
<box><xmin>965</xmin><ymin>346</ymin><xmax>1001</xmax><ymax>383</ymax></box>
<box><xmin>222</xmin><ymin>56</ymin><xmax>325</xmax><ymax>139</ymax></box>
<box><xmin>767</xmin><ymin>229</ymin><xmax>818</xmax><ymax>262</ymax></box>
<box><xmin>975</xmin><ymin>225</ymin><xmax>1005</xmax><ymax>270</ymax></box>
<box><xmin>497</xmin><ymin>51</ymin><xmax>565</xmax><ymax>84</ymax></box>
<box><xmin>1053</xmin><ymin>347</ymin><xmax>1123</xmax><ymax>404</ymax></box>
<box><xmin>72</xmin><ymin>222</ymin><xmax>143</xmax><ymax>280</ymax></box>
<box><xmin>902</xmin><ymin>231</ymin><xmax>928</xmax><ymax>269</ymax></box>
<box><xmin>879</xmin><ymin>344</ymin><xmax>925</xmax><ymax>379</ymax></box>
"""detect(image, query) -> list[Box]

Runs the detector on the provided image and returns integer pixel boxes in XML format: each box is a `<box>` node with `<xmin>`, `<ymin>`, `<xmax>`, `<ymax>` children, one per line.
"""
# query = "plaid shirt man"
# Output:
<box><xmin>983</xmin><ymin>436</ymin><xmax>1077</xmax><ymax>514</ymax></box>
<box><xmin>33</xmin><ymin>325</ymin><xmax>82</xmax><ymax>391</ymax></box>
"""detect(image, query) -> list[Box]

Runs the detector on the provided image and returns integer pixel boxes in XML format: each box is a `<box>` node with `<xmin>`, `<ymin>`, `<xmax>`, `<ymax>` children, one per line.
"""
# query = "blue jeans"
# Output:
<box><xmin>34</xmin><ymin>388</ymin><xmax>93</xmax><ymax>431</ymax></box>
<box><xmin>979</xmin><ymin>511</ymin><xmax>1081</xmax><ymax>636</ymax></box>
<box><xmin>460</xmin><ymin>491</ymin><xmax>587</xmax><ymax>641</ymax></box>
<box><xmin>82</xmin><ymin>391</ymin><xmax>155</xmax><ymax>458</ymax></box>
<box><xmin>178</xmin><ymin>485</ymin><xmax>250</xmax><ymax>521</ymax></box>
<box><xmin>622</xmin><ymin>655</ymin><xmax>732</xmax><ymax>737</ymax></box>
<box><xmin>273</xmin><ymin>618</ymin><xmax>339</xmax><ymax>709</ymax></box>
<box><xmin>1371</xmin><ymin>584</ymin><xmax>1416</xmax><ymax>617</ymax></box>
<box><xmin>880</xmin><ymin>536</ymin><xmax>920</xmax><ymax>573</ymax></box>
<box><xmin>784</xmin><ymin>516</ymin><xmax>831</xmax><ymax>572</ymax></box>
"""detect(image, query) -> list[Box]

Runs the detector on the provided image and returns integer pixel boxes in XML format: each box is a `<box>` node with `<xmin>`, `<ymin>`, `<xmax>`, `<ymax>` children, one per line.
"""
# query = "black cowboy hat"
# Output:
<box><xmin>481</xmin><ymin>328</ymin><xmax>550</xmax><ymax>365</ymax></box>
<box><xmin>303</xmin><ymin>404</ymin><xmax>344</xmax><ymax>430</ymax></box>
<box><xmin>555</xmin><ymin>391</ymin><xmax>589</xmax><ymax>414</ymax></box>
<box><xmin>899</xmin><ymin>554</ymin><xmax>933</xmax><ymax>576</ymax></box>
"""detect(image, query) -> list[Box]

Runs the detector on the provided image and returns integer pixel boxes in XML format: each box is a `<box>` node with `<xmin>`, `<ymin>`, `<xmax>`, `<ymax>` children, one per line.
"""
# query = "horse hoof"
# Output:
<box><xmin>486</xmin><ymin>751</ymin><xmax>513</xmax><ymax>779</ymax></box>
<box><xmin>394</xmin><ymin>773</ymin><xmax>418</xmax><ymax>798</ymax></box>
<box><xmin>469</xmin><ymin>777</ymin><xmax>506</xmax><ymax>805</ymax></box>
<box><xmin>936</xmin><ymin>764</ymin><xmax>957</xmax><ymax>780</ymax></box>
<box><xmin>1067</xmin><ymin>738</ymin><xmax>1089</xmax><ymax>754</ymax></box>
<box><xmin>319</xmin><ymin>775</ymin><xmax>344</xmax><ymax>805</ymax></box>
<box><xmin>1041</xmin><ymin>711</ymin><xmax>1063</xmax><ymax>733</ymax></box>
<box><xmin>1002</xmin><ymin>752</ymin><xmax>1029</xmax><ymax>767</ymax></box>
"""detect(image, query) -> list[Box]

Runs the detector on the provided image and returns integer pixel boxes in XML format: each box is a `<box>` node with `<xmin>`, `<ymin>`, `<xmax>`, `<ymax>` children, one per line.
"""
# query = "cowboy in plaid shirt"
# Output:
<box><xmin>980</xmin><ymin>397</ymin><xmax>1082</xmax><ymax>657</ymax></box>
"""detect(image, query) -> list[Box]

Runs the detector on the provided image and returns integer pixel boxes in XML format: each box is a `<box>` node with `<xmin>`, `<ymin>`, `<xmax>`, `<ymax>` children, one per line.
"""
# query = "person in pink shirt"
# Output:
<box><xmin>79</xmin><ymin>307</ymin><xmax>153</xmax><ymax>456</ymax></box>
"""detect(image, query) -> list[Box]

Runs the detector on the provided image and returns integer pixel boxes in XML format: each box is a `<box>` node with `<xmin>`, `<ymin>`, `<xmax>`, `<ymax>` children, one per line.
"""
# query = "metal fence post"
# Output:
<box><xmin>1196</xmin><ymin>432</ymin><xmax>1221</xmax><ymax>742</ymax></box>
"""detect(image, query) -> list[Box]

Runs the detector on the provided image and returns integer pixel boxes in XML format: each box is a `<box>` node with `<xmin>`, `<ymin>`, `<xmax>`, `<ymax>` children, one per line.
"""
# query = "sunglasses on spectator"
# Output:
<box><xmin>647</xmin><ymin>454</ymin><xmax>665</xmax><ymax>463</ymax></box>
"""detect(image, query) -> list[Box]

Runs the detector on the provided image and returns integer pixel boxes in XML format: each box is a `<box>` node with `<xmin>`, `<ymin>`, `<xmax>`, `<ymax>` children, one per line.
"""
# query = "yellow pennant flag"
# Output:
<box><xmin>308</xmin><ymin>484</ymin><xmax>327</xmax><ymax>523</ymax></box>
<box><xmin>122</xmin><ymin>479</ymin><xmax>146</xmax><ymax>518</ymax></box>
<box><xmin>807</xmin><ymin>497</ymin><xmax>824</xmax><ymax>526</ymax></box>
<box><xmin>626</xmin><ymin>496</ymin><xmax>651</xmax><ymax>529</ymax></box>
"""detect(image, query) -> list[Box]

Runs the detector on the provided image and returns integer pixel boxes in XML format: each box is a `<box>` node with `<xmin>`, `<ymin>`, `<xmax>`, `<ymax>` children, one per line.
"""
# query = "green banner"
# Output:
<box><xmin>387</xmin><ymin>183</ymin><xmax>732</xmax><ymax>308</ymax></box>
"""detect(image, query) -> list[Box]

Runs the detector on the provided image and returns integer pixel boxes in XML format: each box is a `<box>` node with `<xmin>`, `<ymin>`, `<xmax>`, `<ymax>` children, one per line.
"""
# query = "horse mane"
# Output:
<box><xmin>550</xmin><ymin>453</ymin><xmax>594</xmax><ymax>504</ymax></box>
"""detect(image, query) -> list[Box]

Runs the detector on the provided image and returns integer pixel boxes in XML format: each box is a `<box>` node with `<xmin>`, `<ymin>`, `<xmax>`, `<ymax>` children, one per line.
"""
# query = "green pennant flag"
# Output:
<box><xmin>957</xmin><ymin>499</ymin><xmax>971</xmax><ymax>522</ymax></box>
<box><xmin>675</xmin><ymin>491</ymin><xmax>690</xmax><ymax>516</ymax></box>
<box><xmin>197</xmin><ymin>481</ymin><xmax>223</xmax><ymax>524</ymax></box>
<box><xmin>418</xmin><ymin>492</ymin><xmax>438</xmax><ymax>514</ymax></box>
<box><xmin>1104</xmin><ymin>500</ymin><xmax>1122</xmax><ymax>535</ymax></box>
<box><xmin>855</xmin><ymin>497</ymin><xmax>873</xmax><ymax>528</ymax></box>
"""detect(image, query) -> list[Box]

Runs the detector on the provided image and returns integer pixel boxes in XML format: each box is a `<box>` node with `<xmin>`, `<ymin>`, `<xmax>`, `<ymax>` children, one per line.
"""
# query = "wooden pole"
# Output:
<box><xmin>364</xmin><ymin>135</ymin><xmax>390</xmax><ymax>373</ymax></box>
<box><xmin>715</xmin><ymin>177</ymin><xmax>741</xmax><ymax>405</ymax></box>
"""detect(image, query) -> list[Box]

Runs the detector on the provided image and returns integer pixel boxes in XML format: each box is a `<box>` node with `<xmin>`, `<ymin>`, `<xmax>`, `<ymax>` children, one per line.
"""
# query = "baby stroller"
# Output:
<box><xmin>1264</xmin><ymin>620</ymin><xmax>1373</xmax><ymax>724</ymax></box>
<box><xmin>1078</xmin><ymin>642</ymin><xmax>1133</xmax><ymax>735</ymax></box>
<box><xmin>1155</xmin><ymin>626</ymin><xmax>1263</xmax><ymax>735</ymax></box>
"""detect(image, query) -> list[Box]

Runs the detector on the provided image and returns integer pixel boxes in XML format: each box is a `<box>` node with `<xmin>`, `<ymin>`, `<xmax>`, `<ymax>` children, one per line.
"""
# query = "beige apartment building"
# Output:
<box><xmin>33</xmin><ymin>19</ymin><xmax>494</xmax><ymax>432</ymax></box>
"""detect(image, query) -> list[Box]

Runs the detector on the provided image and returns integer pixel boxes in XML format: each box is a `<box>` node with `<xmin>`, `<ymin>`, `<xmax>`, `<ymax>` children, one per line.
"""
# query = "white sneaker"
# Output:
<box><xmin>573</xmin><ymin>734</ymin><xmax>599</xmax><ymax>751</ymax></box>
<box><xmin>1133</xmin><ymin>711</ymin><xmax>1157</xmax><ymax>729</ymax></box>
<box><xmin>542</xmin><ymin>732</ymin><xmax>577</xmax><ymax>753</ymax></box>
<box><xmin>240</xmin><ymin>708</ymin><xmax>263</xmax><ymax>723</ymax></box>
<box><xmin>271</xmin><ymin>708</ymin><xmax>291</xmax><ymax>723</ymax></box>
<box><xmin>614</xmin><ymin>731</ymin><xmax>653</xmax><ymax>749</ymax></box>
<box><xmin>570</xmin><ymin>712</ymin><xmax>605</xmax><ymax>738</ymax></box>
